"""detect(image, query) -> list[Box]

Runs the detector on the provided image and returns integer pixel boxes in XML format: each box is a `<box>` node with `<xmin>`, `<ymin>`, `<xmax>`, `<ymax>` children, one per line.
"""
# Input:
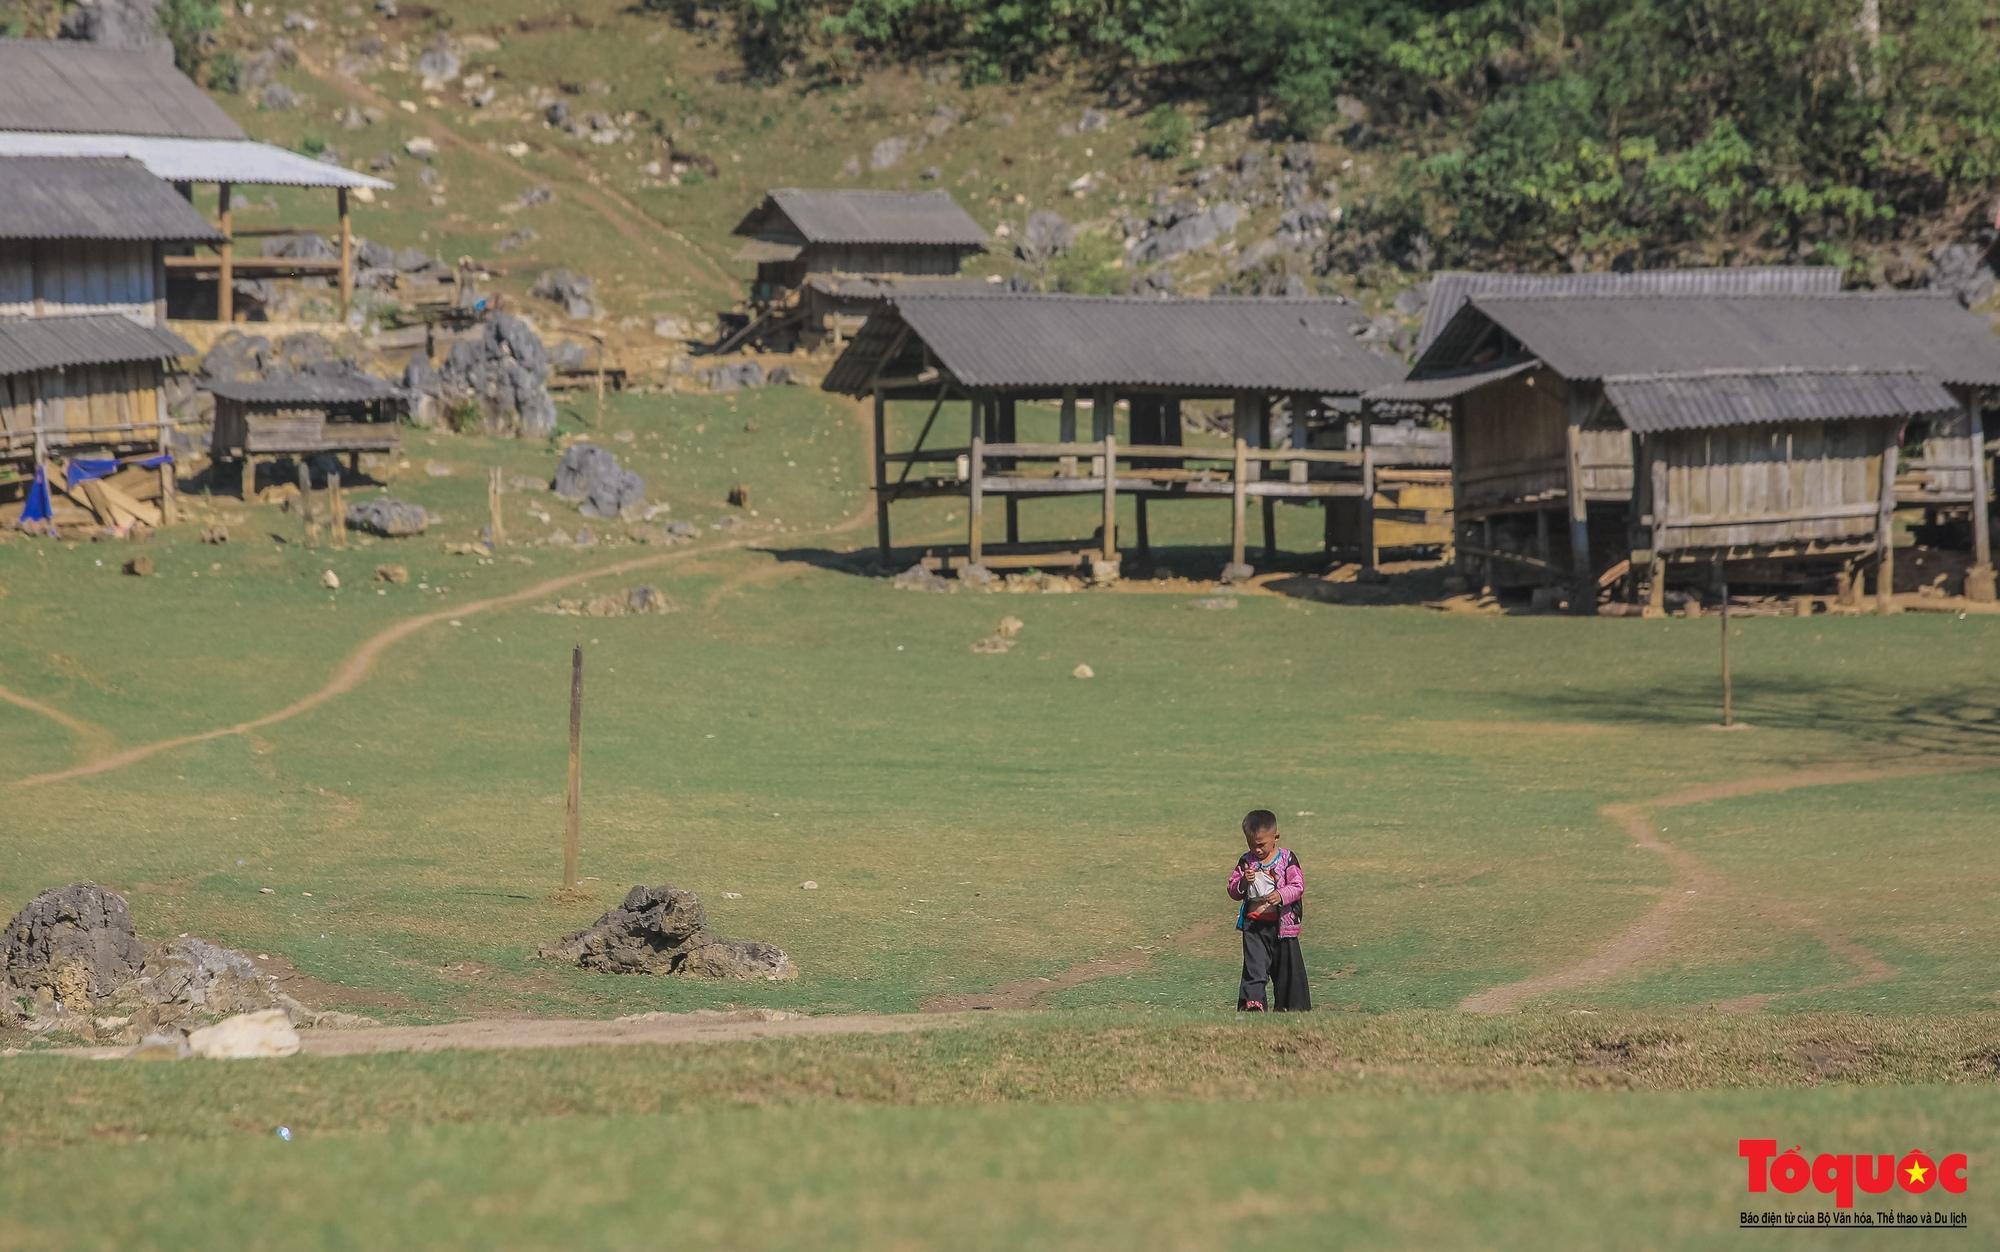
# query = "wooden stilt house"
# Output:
<box><xmin>726</xmin><ymin>190</ymin><xmax>987</xmax><ymax>352</ymax></box>
<box><xmin>1</xmin><ymin>155</ymin><xmax>220</xmax><ymax>525</ymax></box>
<box><xmin>822</xmin><ymin>294</ymin><xmax>1406</xmax><ymax>576</ymax></box>
<box><xmin>1376</xmin><ymin>287</ymin><xmax>2000</xmax><ymax>608</ymax></box>
<box><xmin>0</xmin><ymin>39</ymin><xmax>390</xmax><ymax>323</ymax></box>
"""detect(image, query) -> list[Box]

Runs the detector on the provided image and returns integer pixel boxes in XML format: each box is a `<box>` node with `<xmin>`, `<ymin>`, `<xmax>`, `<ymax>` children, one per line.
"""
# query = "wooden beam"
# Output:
<box><xmin>968</xmin><ymin>431</ymin><xmax>985</xmax><ymax>566</ymax></box>
<box><xmin>217</xmin><ymin>182</ymin><xmax>233</xmax><ymax>324</ymax></box>
<box><xmin>1100</xmin><ymin>433</ymin><xmax>1117</xmax><ymax>563</ymax></box>
<box><xmin>1877</xmin><ymin>423</ymin><xmax>1899</xmax><ymax>613</ymax></box>
<box><xmin>1230</xmin><ymin>435</ymin><xmax>1249</xmax><ymax>573</ymax></box>
<box><xmin>1058</xmin><ymin>387</ymin><xmax>1078</xmax><ymax>476</ymax></box>
<box><xmin>873</xmin><ymin>388</ymin><xmax>890</xmax><ymax>563</ymax></box>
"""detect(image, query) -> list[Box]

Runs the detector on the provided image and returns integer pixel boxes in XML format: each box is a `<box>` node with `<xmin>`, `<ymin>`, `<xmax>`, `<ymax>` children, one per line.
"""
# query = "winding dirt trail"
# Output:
<box><xmin>1459</xmin><ymin>757</ymin><xmax>1996</xmax><ymax>1013</ymax></box>
<box><xmin>12</xmin><ymin>405</ymin><xmax>880</xmax><ymax>792</ymax></box>
<box><xmin>0</xmin><ymin>684</ymin><xmax>118</xmax><ymax>767</ymax></box>
<box><xmin>920</xmin><ymin>917</ymin><xmax>1231</xmax><ymax>1013</ymax></box>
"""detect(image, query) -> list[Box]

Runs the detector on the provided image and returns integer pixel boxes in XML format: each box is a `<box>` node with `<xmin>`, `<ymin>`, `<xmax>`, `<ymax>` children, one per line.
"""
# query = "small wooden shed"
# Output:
<box><xmin>727</xmin><ymin>189</ymin><xmax>986</xmax><ymax>351</ymax></box>
<box><xmin>1378</xmin><ymin>288</ymin><xmax>2000</xmax><ymax>608</ymax></box>
<box><xmin>206</xmin><ymin>373</ymin><xmax>404</xmax><ymax>498</ymax></box>
<box><xmin>822</xmin><ymin>294</ymin><xmax>1407</xmax><ymax>576</ymax></box>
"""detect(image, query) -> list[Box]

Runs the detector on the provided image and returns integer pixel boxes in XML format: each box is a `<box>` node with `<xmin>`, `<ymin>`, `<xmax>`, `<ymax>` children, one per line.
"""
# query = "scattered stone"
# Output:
<box><xmin>495</xmin><ymin>228</ymin><xmax>537</xmax><ymax>253</ymax></box>
<box><xmin>969</xmin><ymin>634</ymin><xmax>1015</xmax><ymax>655</ymax></box>
<box><xmin>869</xmin><ymin>136</ymin><xmax>908</xmax><ymax>171</ymax></box>
<box><xmin>727</xmin><ymin>483</ymin><xmax>751</xmax><ymax>509</ymax></box>
<box><xmin>256</xmin><ymin>83</ymin><xmax>301</xmax><ymax>111</ymax></box>
<box><xmin>188</xmin><ymin>1009</ymin><xmax>300</xmax><ymax>1060</ymax></box>
<box><xmin>57</xmin><ymin>0</ymin><xmax>165</xmax><ymax>50</ymax></box>
<box><xmin>995</xmin><ymin>615</ymin><xmax>1024</xmax><ymax>638</ymax></box>
<box><xmin>1002</xmin><ymin>571</ymin><xmax>1083</xmax><ymax>594</ymax></box>
<box><xmin>553</xmin><ymin>444</ymin><xmax>647</xmax><ymax>519</ymax></box>
<box><xmin>892</xmin><ymin>563</ymin><xmax>950</xmax><ymax>593</ymax></box>
<box><xmin>516</xmin><ymin>185</ymin><xmax>554</xmax><ymax>209</ymax></box>
<box><xmin>530</xmin><ymin>267</ymin><xmax>601</xmax><ymax>320</ymax></box>
<box><xmin>1018</xmin><ymin>210</ymin><xmax>1074</xmax><ymax>264</ymax></box>
<box><xmin>537</xmin><ymin>884</ymin><xmax>797</xmax><ymax>980</ymax></box>
<box><xmin>800</xmin><ymin>881</ymin><xmax>818</xmax><ymax>891</ymax></box>
<box><xmin>201</xmin><ymin>524</ymin><xmax>229</xmax><ymax>544</ymax></box>
<box><xmin>346</xmin><ymin>498</ymin><xmax>430</xmax><ymax>537</ymax></box>
<box><xmin>1076</xmin><ymin>107</ymin><xmax>1110</xmax><ymax>133</ymax></box>
<box><xmin>1220</xmin><ymin>562</ymin><xmax>1255</xmax><ymax>585</ymax></box>
<box><xmin>1190</xmin><ymin>596</ymin><xmax>1238</xmax><ymax>610</ymax></box>
<box><xmin>375</xmin><ymin>563</ymin><xmax>409</xmax><ymax>584</ymax></box>
<box><xmin>404</xmin><ymin>135</ymin><xmax>438</xmax><ymax>158</ymax></box>
<box><xmin>957</xmin><ymin>562</ymin><xmax>997</xmax><ymax>589</ymax></box>
<box><xmin>1926</xmin><ymin>242</ymin><xmax>1996</xmax><ymax>308</ymax></box>
<box><xmin>122</xmin><ymin>555</ymin><xmax>154</xmax><ymax>577</ymax></box>
<box><xmin>416</xmin><ymin>40</ymin><xmax>460</xmax><ymax>90</ymax></box>
<box><xmin>1072</xmin><ymin>663</ymin><xmax>1095</xmax><ymax>679</ymax></box>
<box><xmin>702</xmin><ymin>360</ymin><xmax>766</xmax><ymax>393</ymax></box>
<box><xmin>126</xmin><ymin>1033</ymin><xmax>190</xmax><ymax>1061</ymax></box>
<box><xmin>320</xmin><ymin>569</ymin><xmax>341</xmax><ymax>590</ymax></box>
<box><xmin>540</xmin><ymin>586</ymin><xmax>676</xmax><ymax>617</ymax></box>
<box><xmin>1131</xmin><ymin>202</ymin><xmax>1243</xmax><ymax>264</ymax></box>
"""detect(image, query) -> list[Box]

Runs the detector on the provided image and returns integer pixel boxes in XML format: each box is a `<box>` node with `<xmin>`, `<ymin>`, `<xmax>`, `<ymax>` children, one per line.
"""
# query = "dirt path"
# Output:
<box><xmin>0</xmin><ymin>684</ymin><xmax>118</xmax><ymax>768</ymax></box>
<box><xmin>12</xmin><ymin>406</ymin><xmax>879</xmax><ymax>792</ymax></box>
<box><xmin>920</xmin><ymin>917</ymin><xmax>1231</xmax><ymax>1012</ymax></box>
<box><xmin>1459</xmin><ymin>757</ymin><xmax>1995</xmax><ymax>1013</ymax></box>
<box><xmin>43</xmin><ymin>1008</ymin><xmax>963</xmax><ymax>1061</ymax></box>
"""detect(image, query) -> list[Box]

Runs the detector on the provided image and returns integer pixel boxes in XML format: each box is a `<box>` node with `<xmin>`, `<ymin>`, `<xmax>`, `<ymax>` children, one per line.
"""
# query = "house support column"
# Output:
<box><xmin>1966</xmin><ymin>393</ymin><xmax>1994</xmax><ymax>601</ymax></box>
<box><xmin>338</xmin><ymin>188</ymin><xmax>354</xmax><ymax>323</ymax></box>
<box><xmin>1876</xmin><ymin>423</ymin><xmax>1899</xmax><ymax>613</ymax></box>
<box><xmin>1564</xmin><ymin>387</ymin><xmax>1596</xmax><ymax>614</ymax></box>
<box><xmin>217</xmin><ymin>181</ymin><xmax>234</xmax><ymax>323</ymax></box>
<box><xmin>872</xmin><ymin>387</ymin><xmax>890</xmax><ymax>565</ymax></box>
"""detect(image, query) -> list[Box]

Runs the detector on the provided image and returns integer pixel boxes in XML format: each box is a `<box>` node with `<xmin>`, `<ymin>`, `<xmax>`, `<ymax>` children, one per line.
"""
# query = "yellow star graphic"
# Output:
<box><xmin>1905</xmin><ymin>1161</ymin><xmax>1930</xmax><ymax>1186</ymax></box>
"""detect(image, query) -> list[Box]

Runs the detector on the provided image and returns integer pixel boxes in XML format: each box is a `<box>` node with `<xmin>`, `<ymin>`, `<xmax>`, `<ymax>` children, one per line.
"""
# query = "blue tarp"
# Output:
<box><xmin>17</xmin><ymin>464</ymin><xmax>52</xmax><ymax>527</ymax></box>
<box><xmin>66</xmin><ymin>452</ymin><xmax>171</xmax><ymax>490</ymax></box>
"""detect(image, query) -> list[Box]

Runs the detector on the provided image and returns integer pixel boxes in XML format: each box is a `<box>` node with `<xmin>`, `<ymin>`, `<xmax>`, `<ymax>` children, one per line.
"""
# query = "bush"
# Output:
<box><xmin>446</xmin><ymin>399</ymin><xmax>484</xmax><ymax>434</ymax></box>
<box><xmin>1136</xmin><ymin>105</ymin><xmax>1191</xmax><ymax>161</ymax></box>
<box><xmin>207</xmin><ymin>51</ymin><xmax>242</xmax><ymax>94</ymax></box>
<box><xmin>157</xmin><ymin>0</ymin><xmax>223</xmax><ymax>77</ymax></box>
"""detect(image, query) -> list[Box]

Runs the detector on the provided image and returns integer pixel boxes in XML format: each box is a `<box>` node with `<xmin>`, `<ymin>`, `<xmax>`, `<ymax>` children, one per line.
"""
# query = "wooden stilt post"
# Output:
<box><xmin>487</xmin><ymin>465</ymin><xmax>504</xmax><ymax>548</ymax></box>
<box><xmin>1059</xmin><ymin>387</ymin><xmax>1078</xmax><ymax>477</ymax></box>
<box><xmin>968</xmin><ymin>431</ymin><xmax>985</xmax><ymax>566</ymax></box>
<box><xmin>240</xmin><ymin>453</ymin><xmax>255</xmax><ymax>501</ymax></box>
<box><xmin>1136</xmin><ymin>495</ymin><xmax>1151</xmax><ymax>561</ymax></box>
<box><xmin>1089</xmin><ymin>387</ymin><xmax>1112</xmax><ymax>477</ymax></box>
<box><xmin>1230</xmin><ymin>435</ymin><xmax>1249</xmax><ymax>575</ymax></box>
<box><xmin>1359</xmin><ymin>408</ymin><xmax>1377</xmax><ymax>574</ymax></box>
<box><xmin>563</xmin><ymin>644</ymin><xmax>583</xmax><ymax>895</ymax></box>
<box><xmin>1534</xmin><ymin>508</ymin><xmax>1552</xmax><ymax>583</ymax></box>
<box><xmin>1481</xmin><ymin>516</ymin><xmax>1495</xmax><ymax>593</ymax></box>
<box><xmin>1100</xmin><ymin>432</ymin><xmax>1117</xmax><ymax>566</ymax></box>
<box><xmin>1966</xmin><ymin>394</ymin><xmax>1994</xmax><ymax>601</ymax></box>
<box><xmin>1647</xmin><ymin>554</ymin><xmax>1667</xmax><ymax>617</ymax></box>
<box><xmin>872</xmin><ymin>387</ymin><xmax>890</xmax><ymax>566</ymax></box>
<box><xmin>1005</xmin><ymin>496</ymin><xmax>1019</xmax><ymax>547</ymax></box>
<box><xmin>1877</xmin><ymin>424</ymin><xmax>1899</xmax><ymax>613</ymax></box>
<box><xmin>298</xmin><ymin>461</ymin><xmax>316</xmax><ymax>546</ymax></box>
<box><xmin>337</xmin><ymin>188</ymin><xmax>353</xmax><ymax>323</ymax></box>
<box><xmin>1716</xmin><ymin>557</ymin><xmax>1733</xmax><ymax>727</ymax></box>
<box><xmin>156</xmin><ymin>389</ymin><xmax>177</xmax><ymax>526</ymax></box>
<box><xmin>1565</xmin><ymin>386</ymin><xmax>1596</xmax><ymax>614</ymax></box>
<box><xmin>217</xmin><ymin>182</ymin><xmax>234</xmax><ymax>323</ymax></box>
<box><xmin>329</xmin><ymin>469</ymin><xmax>346</xmax><ymax>549</ymax></box>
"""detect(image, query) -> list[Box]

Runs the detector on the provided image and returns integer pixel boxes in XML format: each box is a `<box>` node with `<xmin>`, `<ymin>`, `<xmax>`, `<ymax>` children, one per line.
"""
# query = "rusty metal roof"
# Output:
<box><xmin>823</xmin><ymin>294</ymin><xmax>1405</xmax><ymax>395</ymax></box>
<box><xmin>1416</xmin><ymin>266</ymin><xmax>1843</xmax><ymax>354</ymax></box>
<box><xmin>0</xmin><ymin>313</ymin><xmax>191</xmax><ymax>375</ymax></box>
<box><xmin>0</xmin><ymin>40</ymin><xmax>245</xmax><ymax>140</ymax></box>
<box><xmin>1432</xmin><ymin>292</ymin><xmax>2000</xmax><ymax>388</ymax></box>
<box><xmin>735</xmin><ymin>189</ymin><xmax>987</xmax><ymax>248</ymax></box>
<box><xmin>0</xmin><ymin>156</ymin><xmax>221</xmax><ymax>241</ymax></box>
<box><xmin>1602</xmin><ymin>368</ymin><xmax>1957</xmax><ymax>432</ymax></box>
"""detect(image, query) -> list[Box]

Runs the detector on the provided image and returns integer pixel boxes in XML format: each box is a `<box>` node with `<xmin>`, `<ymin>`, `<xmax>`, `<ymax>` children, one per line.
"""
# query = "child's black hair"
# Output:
<box><xmin>1242</xmin><ymin>809</ymin><xmax>1278</xmax><ymax>837</ymax></box>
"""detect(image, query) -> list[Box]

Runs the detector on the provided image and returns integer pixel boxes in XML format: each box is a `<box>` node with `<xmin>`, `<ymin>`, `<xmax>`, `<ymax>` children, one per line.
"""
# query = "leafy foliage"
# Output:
<box><xmin>677</xmin><ymin>0</ymin><xmax>2000</xmax><ymax>271</ymax></box>
<box><xmin>1136</xmin><ymin>104</ymin><xmax>1191</xmax><ymax>161</ymax></box>
<box><xmin>156</xmin><ymin>0</ymin><xmax>223</xmax><ymax>78</ymax></box>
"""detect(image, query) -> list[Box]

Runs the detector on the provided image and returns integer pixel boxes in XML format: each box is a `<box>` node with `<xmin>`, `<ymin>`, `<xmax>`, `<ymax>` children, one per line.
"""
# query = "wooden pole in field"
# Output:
<box><xmin>488</xmin><ymin>465</ymin><xmax>505</xmax><ymax>548</ymax></box>
<box><xmin>329</xmin><ymin>469</ymin><xmax>346</xmax><ymax>549</ymax></box>
<box><xmin>297</xmin><ymin>461</ymin><xmax>316</xmax><ymax>546</ymax></box>
<box><xmin>1715</xmin><ymin>558</ymin><xmax>1733</xmax><ymax>728</ymax></box>
<box><xmin>563</xmin><ymin>645</ymin><xmax>583</xmax><ymax>894</ymax></box>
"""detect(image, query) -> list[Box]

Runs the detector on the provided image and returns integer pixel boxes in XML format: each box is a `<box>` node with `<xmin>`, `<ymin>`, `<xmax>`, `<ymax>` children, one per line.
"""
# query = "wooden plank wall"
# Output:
<box><xmin>1457</xmin><ymin>369</ymin><xmax>1569</xmax><ymax>508</ymax></box>
<box><xmin>9</xmin><ymin>362</ymin><xmax>163</xmax><ymax>451</ymax></box>
<box><xmin>1653</xmin><ymin>420</ymin><xmax>1886</xmax><ymax>551</ymax></box>
<box><xmin>803</xmin><ymin>244</ymin><xmax>969</xmax><ymax>276</ymax></box>
<box><xmin>0</xmin><ymin>241</ymin><xmax>157</xmax><ymax>322</ymax></box>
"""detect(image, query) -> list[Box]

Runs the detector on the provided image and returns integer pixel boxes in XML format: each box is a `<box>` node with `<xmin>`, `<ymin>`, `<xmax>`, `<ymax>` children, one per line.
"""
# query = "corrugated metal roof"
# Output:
<box><xmin>0</xmin><ymin>156</ymin><xmax>222</xmax><ymax>241</ymax></box>
<box><xmin>0</xmin><ymin>313</ymin><xmax>191</xmax><ymax>375</ymax></box>
<box><xmin>735</xmin><ymin>189</ymin><xmax>987</xmax><ymax>247</ymax></box>
<box><xmin>805</xmin><ymin>275</ymin><xmax>1001</xmax><ymax>301</ymax></box>
<box><xmin>823</xmin><ymin>294</ymin><xmax>1405</xmax><ymax>395</ymax></box>
<box><xmin>0</xmin><ymin>132</ymin><xmax>393</xmax><ymax>189</ymax></box>
<box><xmin>1602</xmin><ymin>368</ymin><xmax>1956</xmax><ymax>432</ymax></box>
<box><xmin>1365</xmin><ymin>359</ymin><xmax>1537</xmax><ymax>404</ymax></box>
<box><xmin>1416</xmin><ymin>266</ymin><xmax>1843</xmax><ymax>354</ymax></box>
<box><xmin>0</xmin><ymin>40</ymin><xmax>245</xmax><ymax>140</ymax></box>
<box><xmin>1454</xmin><ymin>293</ymin><xmax>2000</xmax><ymax>388</ymax></box>
<box><xmin>732</xmin><ymin>238</ymin><xmax>802</xmax><ymax>263</ymax></box>
<box><xmin>204</xmin><ymin>372</ymin><xmax>402</xmax><ymax>405</ymax></box>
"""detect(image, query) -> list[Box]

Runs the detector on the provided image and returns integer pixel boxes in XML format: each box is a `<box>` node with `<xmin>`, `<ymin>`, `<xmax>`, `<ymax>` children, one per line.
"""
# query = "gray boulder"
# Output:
<box><xmin>1018</xmin><ymin>210</ymin><xmax>1074</xmax><ymax>264</ymax></box>
<box><xmin>1131</xmin><ymin>202</ymin><xmax>1243</xmax><ymax>265</ymax></box>
<box><xmin>1076</xmin><ymin>107</ymin><xmax>1110</xmax><ymax>133</ymax></box>
<box><xmin>538</xmin><ymin>884</ymin><xmax>796</xmax><ymax>980</ymax></box>
<box><xmin>58</xmin><ymin>0</ymin><xmax>163</xmax><ymax>50</ymax></box>
<box><xmin>1927</xmin><ymin>242</ymin><xmax>1996</xmax><ymax>308</ymax></box>
<box><xmin>133</xmin><ymin>937</ymin><xmax>272</xmax><ymax>1016</ymax></box>
<box><xmin>553</xmin><ymin>443</ymin><xmax>646</xmax><ymax>519</ymax></box>
<box><xmin>344</xmin><ymin>498</ymin><xmax>430</xmax><ymax>537</ymax></box>
<box><xmin>869</xmin><ymin>136</ymin><xmax>908</xmax><ymax>171</ymax></box>
<box><xmin>531</xmin><ymin>267</ymin><xmax>601</xmax><ymax>319</ymax></box>
<box><xmin>438</xmin><ymin>313</ymin><xmax>557</xmax><ymax>437</ymax></box>
<box><xmin>257</xmin><ymin>83</ymin><xmax>302</xmax><ymax>111</ymax></box>
<box><xmin>416</xmin><ymin>41</ymin><xmax>459</xmax><ymax>87</ymax></box>
<box><xmin>703</xmin><ymin>360</ymin><xmax>765</xmax><ymax>393</ymax></box>
<box><xmin>0</xmin><ymin>883</ymin><xmax>147</xmax><ymax>1012</ymax></box>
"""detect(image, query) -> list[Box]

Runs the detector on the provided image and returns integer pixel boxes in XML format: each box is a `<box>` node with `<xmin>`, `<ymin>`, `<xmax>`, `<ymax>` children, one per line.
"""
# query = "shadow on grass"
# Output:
<box><xmin>1519</xmin><ymin>679</ymin><xmax>2000</xmax><ymax>761</ymax></box>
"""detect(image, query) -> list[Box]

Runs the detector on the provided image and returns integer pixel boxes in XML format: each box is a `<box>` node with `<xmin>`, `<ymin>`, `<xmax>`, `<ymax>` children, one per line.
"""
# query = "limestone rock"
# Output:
<box><xmin>0</xmin><ymin>883</ymin><xmax>147</xmax><ymax>1012</ymax></box>
<box><xmin>188</xmin><ymin>1009</ymin><xmax>301</xmax><ymax>1059</ymax></box>
<box><xmin>345</xmin><ymin>498</ymin><xmax>429</xmax><ymax>537</ymax></box>
<box><xmin>552</xmin><ymin>444</ymin><xmax>646</xmax><ymax>519</ymax></box>
<box><xmin>538</xmin><ymin>884</ymin><xmax>796</xmax><ymax>980</ymax></box>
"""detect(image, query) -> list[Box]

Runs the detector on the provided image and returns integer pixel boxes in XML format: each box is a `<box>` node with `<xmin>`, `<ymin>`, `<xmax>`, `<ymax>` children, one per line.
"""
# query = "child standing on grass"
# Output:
<box><xmin>1227</xmin><ymin>809</ymin><xmax>1310</xmax><ymax>1012</ymax></box>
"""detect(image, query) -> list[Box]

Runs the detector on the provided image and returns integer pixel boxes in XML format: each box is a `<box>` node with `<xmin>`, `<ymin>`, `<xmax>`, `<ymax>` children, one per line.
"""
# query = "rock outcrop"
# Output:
<box><xmin>538</xmin><ymin>884</ymin><xmax>798</xmax><ymax>980</ymax></box>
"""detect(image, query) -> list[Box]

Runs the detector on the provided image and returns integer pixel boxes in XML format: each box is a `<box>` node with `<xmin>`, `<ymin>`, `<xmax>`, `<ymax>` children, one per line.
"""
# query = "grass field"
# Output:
<box><xmin>3</xmin><ymin>386</ymin><xmax>1996</xmax><ymax>1247</ymax></box>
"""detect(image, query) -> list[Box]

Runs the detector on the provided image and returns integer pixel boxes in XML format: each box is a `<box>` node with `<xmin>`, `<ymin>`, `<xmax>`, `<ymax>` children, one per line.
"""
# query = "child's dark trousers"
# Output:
<box><xmin>1238</xmin><ymin>919</ymin><xmax>1311</xmax><ymax>1011</ymax></box>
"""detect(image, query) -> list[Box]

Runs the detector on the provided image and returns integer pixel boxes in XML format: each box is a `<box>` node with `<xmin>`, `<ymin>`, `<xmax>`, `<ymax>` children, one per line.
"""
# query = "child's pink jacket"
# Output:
<box><xmin>1227</xmin><ymin>849</ymin><xmax>1303</xmax><ymax>937</ymax></box>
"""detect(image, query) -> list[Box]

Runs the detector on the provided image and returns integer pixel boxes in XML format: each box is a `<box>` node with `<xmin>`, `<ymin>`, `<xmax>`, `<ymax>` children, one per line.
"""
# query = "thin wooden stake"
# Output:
<box><xmin>297</xmin><ymin>461</ymin><xmax>316</xmax><ymax>547</ymax></box>
<box><xmin>488</xmin><ymin>465</ymin><xmax>505</xmax><ymax>548</ymax></box>
<box><xmin>329</xmin><ymin>469</ymin><xmax>346</xmax><ymax>549</ymax></box>
<box><xmin>563</xmin><ymin>645</ymin><xmax>583</xmax><ymax>894</ymax></box>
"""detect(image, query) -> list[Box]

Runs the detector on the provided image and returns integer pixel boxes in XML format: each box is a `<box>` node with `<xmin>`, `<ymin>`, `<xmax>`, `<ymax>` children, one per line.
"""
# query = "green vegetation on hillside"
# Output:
<box><xmin>684</xmin><ymin>0</ymin><xmax>2000</xmax><ymax>269</ymax></box>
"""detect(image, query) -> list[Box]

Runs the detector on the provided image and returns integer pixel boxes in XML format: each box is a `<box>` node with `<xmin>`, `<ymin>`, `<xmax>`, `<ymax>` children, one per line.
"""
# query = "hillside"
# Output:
<box><xmin>13</xmin><ymin>0</ymin><xmax>2000</xmax><ymax>369</ymax></box>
